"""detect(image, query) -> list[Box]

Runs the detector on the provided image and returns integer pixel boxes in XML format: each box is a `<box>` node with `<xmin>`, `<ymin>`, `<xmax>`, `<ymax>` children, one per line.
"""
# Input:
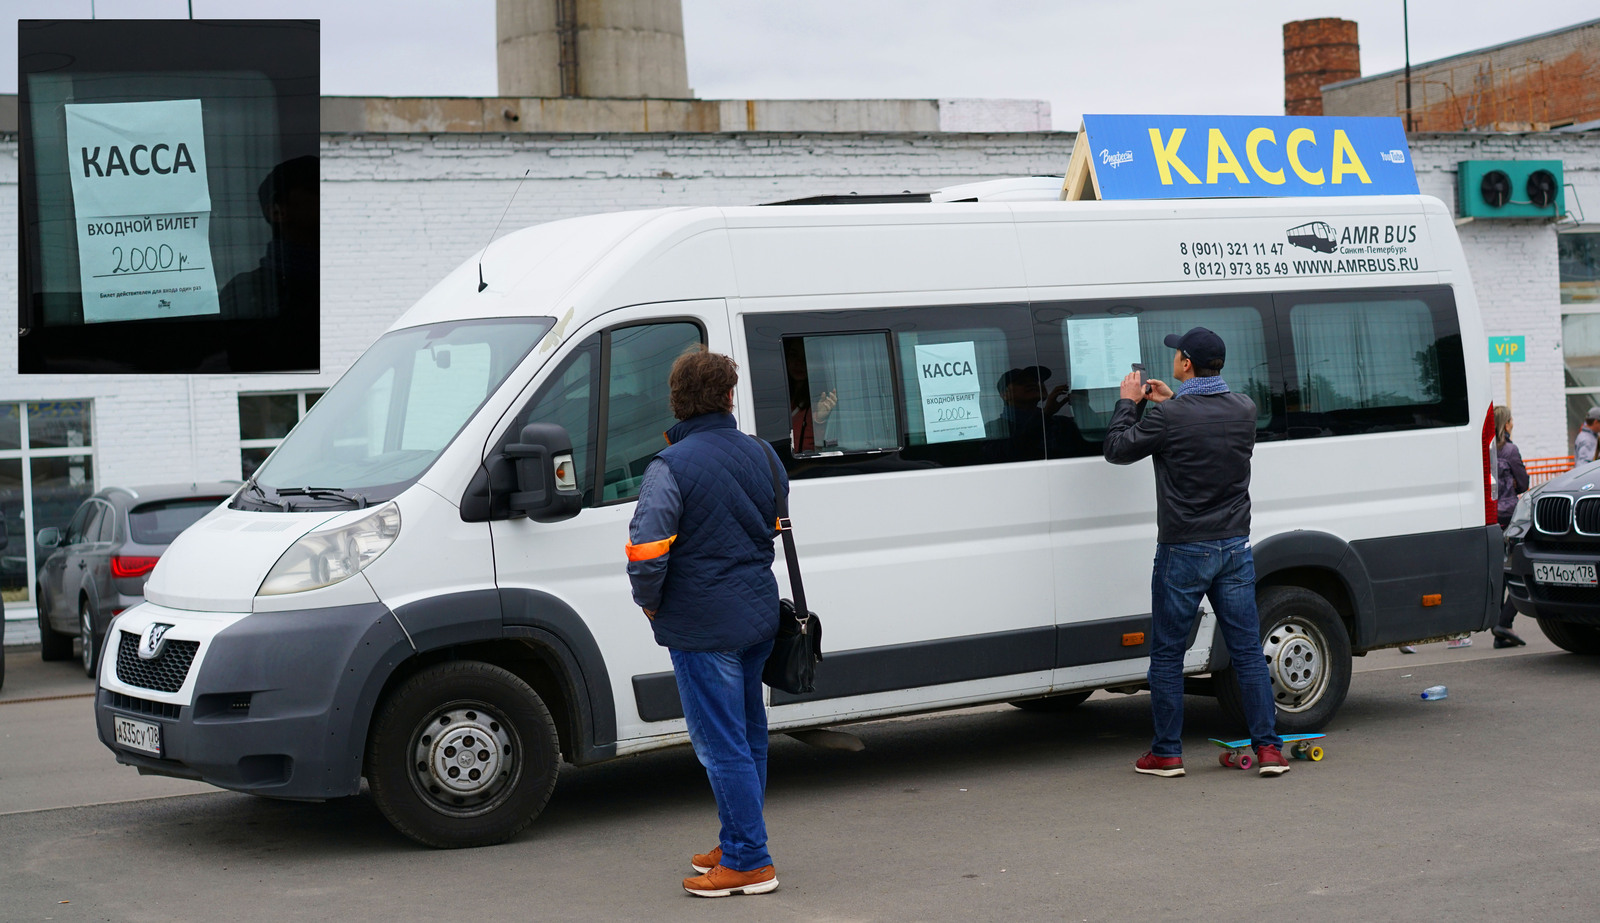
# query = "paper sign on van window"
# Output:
<box><xmin>65</xmin><ymin>99</ymin><xmax>221</xmax><ymax>323</ymax></box>
<box><xmin>914</xmin><ymin>342</ymin><xmax>986</xmax><ymax>444</ymax></box>
<box><xmin>1068</xmin><ymin>317</ymin><xmax>1142</xmax><ymax>391</ymax></box>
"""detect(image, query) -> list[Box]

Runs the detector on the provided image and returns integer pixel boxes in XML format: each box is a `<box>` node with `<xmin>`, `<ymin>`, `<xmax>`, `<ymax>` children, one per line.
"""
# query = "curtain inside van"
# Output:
<box><xmin>1290</xmin><ymin>299</ymin><xmax>1436</xmax><ymax>411</ymax></box>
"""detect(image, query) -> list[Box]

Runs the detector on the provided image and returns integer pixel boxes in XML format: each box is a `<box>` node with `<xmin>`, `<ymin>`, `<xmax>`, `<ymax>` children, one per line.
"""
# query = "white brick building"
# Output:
<box><xmin>2</xmin><ymin>125</ymin><xmax>1597</xmax><ymax>613</ymax></box>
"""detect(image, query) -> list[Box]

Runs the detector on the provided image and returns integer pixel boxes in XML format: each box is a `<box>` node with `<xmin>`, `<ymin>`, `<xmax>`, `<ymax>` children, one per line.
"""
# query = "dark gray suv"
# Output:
<box><xmin>35</xmin><ymin>482</ymin><xmax>238</xmax><ymax>676</ymax></box>
<box><xmin>1504</xmin><ymin>461</ymin><xmax>1600</xmax><ymax>654</ymax></box>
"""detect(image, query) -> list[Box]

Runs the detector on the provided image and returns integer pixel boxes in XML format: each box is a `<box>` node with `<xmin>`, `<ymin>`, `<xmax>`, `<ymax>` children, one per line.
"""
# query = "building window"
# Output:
<box><xmin>1560</xmin><ymin>232</ymin><xmax>1600</xmax><ymax>452</ymax></box>
<box><xmin>239</xmin><ymin>391</ymin><xmax>323</xmax><ymax>480</ymax></box>
<box><xmin>0</xmin><ymin>401</ymin><xmax>95</xmax><ymax>606</ymax></box>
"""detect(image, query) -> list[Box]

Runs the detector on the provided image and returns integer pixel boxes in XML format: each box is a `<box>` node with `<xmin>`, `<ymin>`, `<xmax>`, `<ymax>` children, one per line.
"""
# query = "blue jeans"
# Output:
<box><xmin>1149</xmin><ymin>537</ymin><xmax>1281</xmax><ymax>757</ymax></box>
<box><xmin>669</xmin><ymin>639</ymin><xmax>775</xmax><ymax>871</ymax></box>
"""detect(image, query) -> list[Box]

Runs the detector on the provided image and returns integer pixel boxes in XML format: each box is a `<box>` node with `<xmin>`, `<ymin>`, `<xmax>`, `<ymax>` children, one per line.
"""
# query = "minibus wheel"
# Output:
<box><xmin>1010</xmin><ymin>690</ymin><xmax>1093</xmax><ymax>713</ymax></box>
<box><xmin>1536</xmin><ymin>618</ymin><xmax>1600</xmax><ymax>655</ymax></box>
<box><xmin>366</xmin><ymin>660</ymin><xmax>560</xmax><ymax>849</ymax></box>
<box><xmin>1216</xmin><ymin>586</ymin><xmax>1352</xmax><ymax>734</ymax></box>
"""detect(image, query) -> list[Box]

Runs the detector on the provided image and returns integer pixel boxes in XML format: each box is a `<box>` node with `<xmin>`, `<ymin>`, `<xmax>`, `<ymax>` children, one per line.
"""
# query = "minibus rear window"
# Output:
<box><xmin>1279</xmin><ymin>287</ymin><xmax>1468</xmax><ymax>435</ymax></box>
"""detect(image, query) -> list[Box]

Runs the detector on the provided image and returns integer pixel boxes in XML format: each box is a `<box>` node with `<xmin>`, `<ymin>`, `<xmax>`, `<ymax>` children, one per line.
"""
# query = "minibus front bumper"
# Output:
<box><xmin>95</xmin><ymin>602</ymin><xmax>414</xmax><ymax>800</ymax></box>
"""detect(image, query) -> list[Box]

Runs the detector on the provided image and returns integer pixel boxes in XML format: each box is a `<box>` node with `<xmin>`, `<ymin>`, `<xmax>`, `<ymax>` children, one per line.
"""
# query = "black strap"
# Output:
<box><xmin>758</xmin><ymin>438</ymin><xmax>807</xmax><ymax>623</ymax></box>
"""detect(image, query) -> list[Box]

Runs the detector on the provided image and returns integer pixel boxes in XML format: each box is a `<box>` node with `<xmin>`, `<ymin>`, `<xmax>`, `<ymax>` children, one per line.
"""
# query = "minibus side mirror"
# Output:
<box><xmin>36</xmin><ymin>527</ymin><xmax>61</xmax><ymax>549</ymax></box>
<box><xmin>503</xmin><ymin>422</ymin><xmax>582</xmax><ymax>523</ymax></box>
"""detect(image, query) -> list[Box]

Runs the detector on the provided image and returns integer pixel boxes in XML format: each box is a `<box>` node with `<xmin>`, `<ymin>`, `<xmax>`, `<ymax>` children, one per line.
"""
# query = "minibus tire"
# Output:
<box><xmin>366</xmin><ymin>661</ymin><xmax>560</xmax><ymax>849</ymax></box>
<box><xmin>1010</xmin><ymin>690</ymin><xmax>1093</xmax><ymax>713</ymax></box>
<box><xmin>1215</xmin><ymin>586</ymin><xmax>1352</xmax><ymax>734</ymax></box>
<box><xmin>37</xmin><ymin>590</ymin><xmax>73</xmax><ymax>662</ymax></box>
<box><xmin>1536</xmin><ymin>618</ymin><xmax>1600</xmax><ymax>655</ymax></box>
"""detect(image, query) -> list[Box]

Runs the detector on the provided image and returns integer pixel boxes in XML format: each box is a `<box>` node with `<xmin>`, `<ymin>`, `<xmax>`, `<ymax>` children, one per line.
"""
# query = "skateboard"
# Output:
<box><xmin>1208</xmin><ymin>733</ymin><xmax>1326</xmax><ymax>770</ymax></box>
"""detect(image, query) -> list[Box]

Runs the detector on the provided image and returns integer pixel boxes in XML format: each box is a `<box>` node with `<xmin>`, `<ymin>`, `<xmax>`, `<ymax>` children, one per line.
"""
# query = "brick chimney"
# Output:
<box><xmin>1284</xmin><ymin>18</ymin><xmax>1361</xmax><ymax>115</ymax></box>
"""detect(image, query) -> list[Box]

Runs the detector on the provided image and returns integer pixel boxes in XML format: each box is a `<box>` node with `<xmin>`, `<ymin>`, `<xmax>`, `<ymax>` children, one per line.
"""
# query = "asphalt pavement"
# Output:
<box><xmin>1</xmin><ymin>629</ymin><xmax>1595</xmax><ymax>922</ymax></box>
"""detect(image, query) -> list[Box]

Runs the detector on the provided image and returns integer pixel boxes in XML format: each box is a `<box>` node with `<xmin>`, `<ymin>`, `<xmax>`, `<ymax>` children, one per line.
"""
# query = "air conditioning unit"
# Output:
<box><xmin>1457</xmin><ymin>160</ymin><xmax>1564</xmax><ymax>219</ymax></box>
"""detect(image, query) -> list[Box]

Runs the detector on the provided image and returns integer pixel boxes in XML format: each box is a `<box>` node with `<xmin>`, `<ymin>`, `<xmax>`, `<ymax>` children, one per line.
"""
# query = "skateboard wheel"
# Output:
<box><xmin>1219</xmin><ymin>752</ymin><xmax>1234</xmax><ymax>768</ymax></box>
<box><xmin>1292</xmin><ymin>744</ymin><xmax>1309</xmax><ymax>760</ymax></box>
<box><xmin>1237</xmin><ymin>754</ymin><xmax>1253</xmax><ymax>770</ymax></box>
<box><xmin>1308</xmin><ymin>746</ymin><xmax>1324</xmax><ymax>762</ymax></box>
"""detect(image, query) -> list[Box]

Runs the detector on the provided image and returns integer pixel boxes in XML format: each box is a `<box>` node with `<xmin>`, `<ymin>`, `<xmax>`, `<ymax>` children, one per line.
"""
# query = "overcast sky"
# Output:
<box><xmin>4</xmin><ymin>0</ymin><xmax>1596</xmax><ymax>126</ymax></box>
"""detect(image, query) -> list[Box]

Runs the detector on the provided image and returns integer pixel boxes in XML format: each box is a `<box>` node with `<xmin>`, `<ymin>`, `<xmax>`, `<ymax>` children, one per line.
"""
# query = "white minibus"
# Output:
<box><xmin>96</xmin><ymin>184</ymin><xmax>1501</xmax><ymax>847</ymax></box>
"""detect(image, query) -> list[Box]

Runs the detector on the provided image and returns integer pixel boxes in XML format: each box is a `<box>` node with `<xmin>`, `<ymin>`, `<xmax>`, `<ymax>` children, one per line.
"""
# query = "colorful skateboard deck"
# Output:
<box><xmin>1208</xmin><ymin>732</ymin><xmax>1326</xmax><ymax>769</ymax></box>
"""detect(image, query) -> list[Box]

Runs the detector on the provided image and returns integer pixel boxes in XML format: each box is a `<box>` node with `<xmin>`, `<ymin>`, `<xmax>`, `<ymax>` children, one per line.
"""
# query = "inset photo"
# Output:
<box><xmin>18</xmin><ymin>19</ymin><xmax>319</xmax><ymax>373</ymax></box>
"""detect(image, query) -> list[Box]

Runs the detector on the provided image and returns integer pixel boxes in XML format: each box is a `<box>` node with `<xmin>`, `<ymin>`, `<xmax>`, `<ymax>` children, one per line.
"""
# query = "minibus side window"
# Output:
<box><xmin>782</xmin><ymin>332</ymin><xmax>899</xmax><ymax>457</ymax></box>
<box><xmin>1278</xmin><ymin>286</ymin><xmax>1468</xmax><ymax>437</ymax></box>
<box><xmin>519</xmin><ymin>334</ymin><xmax>600</xmax><ymax>505</ymax></box>
<box><xmin>746</xmin><ymin>304</ymin><xmax>1040</xmax><ymax>476</ymax></box>
<box><xmin>599</xmin><ymin>322</ymin><xmax>704</xmax><ymax>504</ymax></box>
<box><xmin>1031</xmin><ymin>296</ymin><xmax>1282</xmax><ymax>453</ymax></box>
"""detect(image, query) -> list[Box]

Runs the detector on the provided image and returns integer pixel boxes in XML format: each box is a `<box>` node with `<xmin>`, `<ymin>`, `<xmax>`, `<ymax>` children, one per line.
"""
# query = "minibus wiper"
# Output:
<box><xmin>241</xmin><ymin>478</ymin><xmax>292</xmax><ymax>512</ymax></box>
<box><xmin>275</xmin><ymin>486</ymin><xmax>370</xmax><ymax>509</ymax></box>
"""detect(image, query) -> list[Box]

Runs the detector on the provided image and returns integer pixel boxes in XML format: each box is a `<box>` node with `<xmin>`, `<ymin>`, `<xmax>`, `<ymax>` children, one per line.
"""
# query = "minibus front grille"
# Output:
<box><xmin>106</xmin><ymin>690</ymin><xmax>182</xmax><ymax>720</ymax></box>
<box><xmin>1574</xmin><ymin>497</ymin><xmax>1600</xmax><ymax>535</ymax></box>
<box><xmin>1535</xmin><ymin>496</ymin><xmax>1573</xmax><ymax>535</ymax></box>
<box><xmin>115</xmin><ymin>631</ymin><xmax>199</xmax><ymax>694</ymax></box>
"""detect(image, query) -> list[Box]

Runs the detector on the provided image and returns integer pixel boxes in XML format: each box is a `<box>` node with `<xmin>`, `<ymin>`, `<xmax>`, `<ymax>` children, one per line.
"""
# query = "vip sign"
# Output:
<box><xmin>65</xmin><ymin>99</ymin><xmax>220</xmax><ymax>323</ymax></box>
<box><xmin>1065</xmin><ymin>115</ymin><xmax>1419</xmax><ymax>201</ymax></box>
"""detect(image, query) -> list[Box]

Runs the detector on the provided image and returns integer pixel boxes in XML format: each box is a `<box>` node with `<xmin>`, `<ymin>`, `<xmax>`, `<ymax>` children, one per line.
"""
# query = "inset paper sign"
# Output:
<box><xmin>65</xmin><ymin>99</ymin><xmax>220</xmax><ymax>323</ymax></box>
<box><xmin>914</xmin><ymin>341</ymin><xmax>987</xmax><ymax>445</ymax></box>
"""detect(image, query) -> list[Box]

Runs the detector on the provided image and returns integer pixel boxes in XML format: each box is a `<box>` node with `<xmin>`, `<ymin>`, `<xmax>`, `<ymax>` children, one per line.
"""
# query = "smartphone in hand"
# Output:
<box><xmin>1132</xmin><ymin>362</ymin><xmax>1154</xmax><ymax>396</ymax></box>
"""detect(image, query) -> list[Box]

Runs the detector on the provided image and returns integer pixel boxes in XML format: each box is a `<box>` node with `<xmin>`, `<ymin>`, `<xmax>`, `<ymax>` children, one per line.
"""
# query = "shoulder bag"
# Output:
<box><xmin>756</xmin><ymin>439</ymin><xmax>822</xmax><ymax>694</ymax></box>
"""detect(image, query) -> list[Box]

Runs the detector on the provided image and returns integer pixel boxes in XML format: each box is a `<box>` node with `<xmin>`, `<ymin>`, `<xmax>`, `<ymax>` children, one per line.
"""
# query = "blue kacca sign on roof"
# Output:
<box><xmin>1078</xmin><ymin>115</ymin><xmax>1418</xmax><ymax>200</ymax></box>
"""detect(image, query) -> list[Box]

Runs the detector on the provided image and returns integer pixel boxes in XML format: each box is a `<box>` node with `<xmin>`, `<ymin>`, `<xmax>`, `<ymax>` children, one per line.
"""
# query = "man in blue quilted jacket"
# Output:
<box><xmin>626</xmin><ymin>348</ymin><xmax>787</xmax><ymax>899</ymax></box>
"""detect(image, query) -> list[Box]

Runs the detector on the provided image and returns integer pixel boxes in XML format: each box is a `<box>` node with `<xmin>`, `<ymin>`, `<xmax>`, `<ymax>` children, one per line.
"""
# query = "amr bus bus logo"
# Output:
<box><xmin>1287</xmin><ymin>221</ymin><xmax>1337</xmax><ymax>253</ymax></box>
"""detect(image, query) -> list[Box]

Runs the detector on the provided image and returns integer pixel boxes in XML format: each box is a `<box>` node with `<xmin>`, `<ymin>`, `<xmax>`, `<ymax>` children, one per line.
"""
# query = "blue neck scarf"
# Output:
<box><xmin>1176</xmin><ymin>375</ymin><xmax>1231</xmax><ymax>398</ymax></box>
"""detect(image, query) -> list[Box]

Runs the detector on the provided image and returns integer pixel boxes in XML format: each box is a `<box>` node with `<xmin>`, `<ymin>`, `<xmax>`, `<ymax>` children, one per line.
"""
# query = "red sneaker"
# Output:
<box><xmin>1255</xmin><ymin>744</ymin><xmax>1290</xmax><ymax>776</ymax></box>
<box><xmin>1134</xmin><ymin>751</ymin><xmax>1185</xmax><ymax>777</ymax></box>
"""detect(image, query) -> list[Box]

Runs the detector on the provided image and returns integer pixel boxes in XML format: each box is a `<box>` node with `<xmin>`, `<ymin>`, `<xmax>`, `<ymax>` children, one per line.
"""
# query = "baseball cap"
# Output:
<box><xmin>1586</xmin><ymin>407</ymin><xmax>1600</xmax><ymax>423</ymax></box>
<box><xmin>997</xmin><ymin>366</ymin><xmax>1051</xmax><ymax>391</ymax></box>
<box><xmin>1163</xmin><ymin>327</ymin><xmax>1226</xmax><ymax>370</ymax></box>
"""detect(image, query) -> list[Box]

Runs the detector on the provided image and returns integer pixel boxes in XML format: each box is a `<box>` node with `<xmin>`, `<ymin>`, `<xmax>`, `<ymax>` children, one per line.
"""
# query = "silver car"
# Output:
<box><xmin>35</xmin><ymin>482</ymin><xmax>238</xmax><ymax>676</ymax></box>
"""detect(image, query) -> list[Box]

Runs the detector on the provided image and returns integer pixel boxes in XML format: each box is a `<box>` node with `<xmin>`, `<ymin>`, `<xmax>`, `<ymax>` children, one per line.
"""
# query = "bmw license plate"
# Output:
<box><xmin>1533</xmin><ymin>561</ymin><xmax>1597</xmax><ymax>587</ymax></box>
<box><xmin>113</xmin><ymin>716</ymin><xmax>162</xmax><ymax>756</ymax></box>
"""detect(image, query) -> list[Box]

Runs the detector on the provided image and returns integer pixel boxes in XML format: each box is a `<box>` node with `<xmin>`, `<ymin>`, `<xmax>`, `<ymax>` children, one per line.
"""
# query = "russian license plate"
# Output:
<box><xmin>113</xmin><ymin>716</ymin><xmax>162</xmax><ymax>756</ymax></box>
<box><xmin>1533</xmin><ymin>561</ymin><xmax>1598</xmax><ymax>587</ymax></box>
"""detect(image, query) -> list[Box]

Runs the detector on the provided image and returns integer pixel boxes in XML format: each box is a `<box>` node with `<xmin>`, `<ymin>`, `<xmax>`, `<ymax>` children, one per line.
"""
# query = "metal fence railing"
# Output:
<box><xmin>1525</xmin><ymin>456</ymin><xmax>1576</xmax><ymax>486</ymax></box>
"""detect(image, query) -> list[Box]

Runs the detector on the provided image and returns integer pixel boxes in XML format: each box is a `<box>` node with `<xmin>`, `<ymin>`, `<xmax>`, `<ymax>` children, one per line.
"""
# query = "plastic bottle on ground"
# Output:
<box><xmin>1420</xmin><ymin>685</ymin><xmax>1448</xmax><ymax>700</ymax></box>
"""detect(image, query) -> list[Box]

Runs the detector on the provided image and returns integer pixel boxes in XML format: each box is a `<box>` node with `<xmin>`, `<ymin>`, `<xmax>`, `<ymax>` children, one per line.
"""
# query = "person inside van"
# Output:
<box><xmin>625</xmin><ymin>348</ymin><xmax>784</xmax><ymax>898</ymax></box>
<box><xmin>784</xmin><ymin>339</ymin><xmax>837</xmax><ymax>453</ymax></box>
<box><xmin>1103</xmin><ymin>327</ymin><xmax>1289</xmax><ymax>777</ymax></box>
<box><xmin>985</xmin><ymin>366</ymin><xmax>1082</xmax><ymax>461</ymax></box>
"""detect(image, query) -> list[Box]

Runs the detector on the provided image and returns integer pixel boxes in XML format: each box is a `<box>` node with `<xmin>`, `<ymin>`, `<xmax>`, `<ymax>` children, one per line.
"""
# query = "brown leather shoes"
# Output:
<box><xmin>683</xmin><ymin>864</ymin><xmax>779</xmax><ymax>898</ymax></box>
<box><xmin>690</xmin><ymin>846</ymin><xmax>721</xmax><ymax>874</ymax></box>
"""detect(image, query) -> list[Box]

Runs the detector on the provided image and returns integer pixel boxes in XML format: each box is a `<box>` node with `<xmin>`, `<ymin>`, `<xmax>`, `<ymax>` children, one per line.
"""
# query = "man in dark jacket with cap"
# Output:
<box><xmin>1103</xmin><ymin>326</ymin><xmax>1288</xmax><ymax>777</ymax></box>
<box><xmin>626</xmin><ymin>348</ymin><xmax>786</xmax><ymax>898</ymax></box>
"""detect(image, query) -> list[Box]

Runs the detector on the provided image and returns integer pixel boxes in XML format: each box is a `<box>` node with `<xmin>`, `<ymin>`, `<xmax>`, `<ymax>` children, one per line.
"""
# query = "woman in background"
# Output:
<box><xmin>1493</xmin><ymin>404</ymin><xmax>1529</xmax><ymax>648</ymax></box>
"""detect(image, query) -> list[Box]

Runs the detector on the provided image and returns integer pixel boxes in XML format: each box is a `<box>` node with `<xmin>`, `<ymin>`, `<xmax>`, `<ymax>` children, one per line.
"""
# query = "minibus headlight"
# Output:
<box><xmin>257</xmin><ymin>503</ymin><xmax>401</xmax><ymax>596</ymax></box>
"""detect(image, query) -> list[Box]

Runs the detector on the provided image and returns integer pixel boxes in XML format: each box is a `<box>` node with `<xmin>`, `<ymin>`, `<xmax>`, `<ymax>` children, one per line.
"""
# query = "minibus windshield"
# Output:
<box><xmin>237</xmin><ymin>317</ymin><xmax>553</xmax><ymax>510</ymax></box>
